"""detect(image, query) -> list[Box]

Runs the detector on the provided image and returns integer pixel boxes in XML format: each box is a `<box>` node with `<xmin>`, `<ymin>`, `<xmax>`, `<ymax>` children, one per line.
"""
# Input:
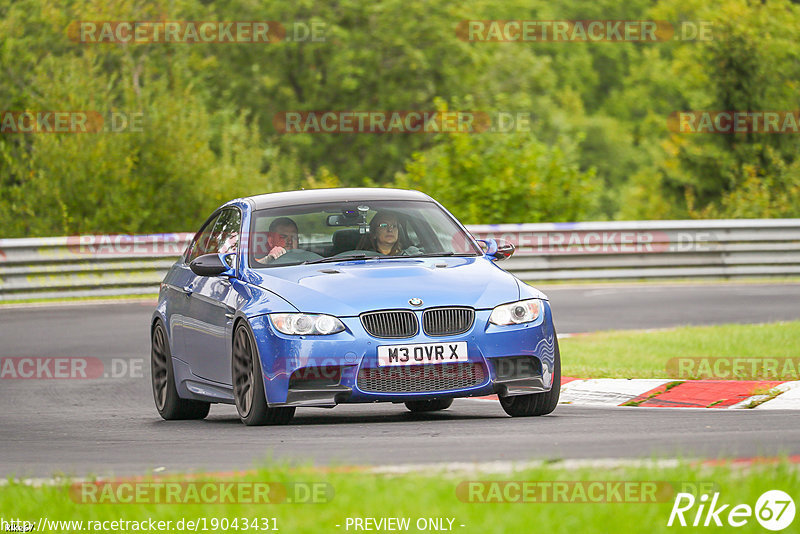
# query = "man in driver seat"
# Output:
<box><xmin>255</xmin><ymin>217</ymin><xmax>299</xmax><ymax>263</ymax></box>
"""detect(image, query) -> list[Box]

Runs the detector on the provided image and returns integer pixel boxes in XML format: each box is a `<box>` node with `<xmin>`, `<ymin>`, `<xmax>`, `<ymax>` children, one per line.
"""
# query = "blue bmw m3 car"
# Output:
<box><xmin>151</xmin><ymin>188</ymin><xmax>560</xmax><ymax>425</ymax></box>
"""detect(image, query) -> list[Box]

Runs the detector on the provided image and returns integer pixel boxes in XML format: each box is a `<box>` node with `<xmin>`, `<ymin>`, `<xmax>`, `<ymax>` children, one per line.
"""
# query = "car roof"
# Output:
<box><xmin>245</xmin><ymin>188</ymin><xmax>433</xmax><ymax>210</ymax></box>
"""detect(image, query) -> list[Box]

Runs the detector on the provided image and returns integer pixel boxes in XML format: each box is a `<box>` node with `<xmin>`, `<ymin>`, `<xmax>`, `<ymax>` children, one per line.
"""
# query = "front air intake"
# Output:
<box><xmin>360</xmin><ymin>310</ymin><xmax>418</xmax><ymax>338</ymax></box>
<box><xmin>357</xmin><ymin>362</ymin><xmax>487</xmax><ymax>393</ymax></box>
<box><xmin>422</xmin><ymin>307</ymin><xmax>475</xmax><ymax>336</ymax></box>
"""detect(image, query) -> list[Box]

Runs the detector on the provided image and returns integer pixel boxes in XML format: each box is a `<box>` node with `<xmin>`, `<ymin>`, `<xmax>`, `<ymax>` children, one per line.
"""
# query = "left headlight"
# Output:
<box><xmin>489</xmin><ymin>299</ymin><xmax>543</xmax><ymax>326</ymax></box>
<box><xmin>270</xmin><ymin>313</ymin><xmax>345</xmax><ymax>335</ymax></box>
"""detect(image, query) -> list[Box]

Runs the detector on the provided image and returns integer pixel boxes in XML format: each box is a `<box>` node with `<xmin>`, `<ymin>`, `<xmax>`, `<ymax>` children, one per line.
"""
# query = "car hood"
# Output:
<box><xmin>245</xmin><ymin>257</ymin><xmax>521</xmax><ymax>316</ymax></box>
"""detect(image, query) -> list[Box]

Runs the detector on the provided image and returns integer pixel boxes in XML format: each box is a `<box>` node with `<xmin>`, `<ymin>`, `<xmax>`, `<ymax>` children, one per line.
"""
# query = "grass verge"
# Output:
<box><xmin>1</xmin><ymin>460</ymin><xmax>797</xmax><ymax>533</ymax></box>
<box><xmin>0</xmin><ymin>294</ymin><xmax>158</xmax><ymax>306</ymax></box>
<box><xmin>560</xmin><ymin>321</ymin><xmax>800</xmax><ymax>379</ymax></box>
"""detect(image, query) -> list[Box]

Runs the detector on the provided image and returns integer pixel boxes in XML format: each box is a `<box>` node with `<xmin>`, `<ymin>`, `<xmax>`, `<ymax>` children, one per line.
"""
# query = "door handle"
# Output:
<box><xmin>181</xmin><ymin>283</ymin><xmax>194</xmax><ymax>295</ymax></box>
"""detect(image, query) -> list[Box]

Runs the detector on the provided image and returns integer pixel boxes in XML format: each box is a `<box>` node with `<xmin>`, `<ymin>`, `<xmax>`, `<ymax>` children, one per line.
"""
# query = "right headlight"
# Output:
<box><xmin>270</xmin><ymin>313</ymin><xmax>345</xmax><ymax>335</ymax></box>
<box><xmin>489</xmin><ymin>299</ymin><xmax>543</xmax><ymax>326</ymax></box>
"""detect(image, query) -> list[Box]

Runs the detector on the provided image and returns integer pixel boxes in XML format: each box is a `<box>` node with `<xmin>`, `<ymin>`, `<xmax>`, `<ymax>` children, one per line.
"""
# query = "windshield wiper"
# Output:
<box><xmin>406</xmin><ymin>252</ymin><xmax>478</xmax><ymax>258</ymax></box>
<box><xmin>303</xmin><ymin>254</ymin><xmax>373</xmax><ymax>265</ymax></box>
<box><xmin>303</xmin><ymin>252</ymin><xmax>476</xmax><ymax>265</ymax></box>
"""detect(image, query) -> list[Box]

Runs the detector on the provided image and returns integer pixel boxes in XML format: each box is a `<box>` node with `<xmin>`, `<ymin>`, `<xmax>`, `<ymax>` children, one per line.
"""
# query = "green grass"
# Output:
<box><xmin>0</xmin><ymin>294</ymin><xmax>157</xmax><ymax>306</ymax></box>
<box><xmin>1</xmin><ymin>461</ymin><xmax>797</xmax><ymax>533</ymax></box>
<box><xmin>560</xmin><ymin>321</ymin><xmax>800</xmax><ymax>379</ymax></box>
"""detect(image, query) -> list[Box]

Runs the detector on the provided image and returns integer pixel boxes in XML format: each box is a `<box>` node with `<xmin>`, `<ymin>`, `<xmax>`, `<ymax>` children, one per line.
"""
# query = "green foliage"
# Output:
<box><xmin>1</xmin><ymin>0</ymin><xmax>799</xmax><ymax>236</ymax></box>
<box><xmin>0</xmin><ymin>0</ymin><xmax>324</xmax><ymax>236</ymax></box>
<box><xmin>622</xmin><ymin>0</ymin><xmax>800</xmax><ymax>218</ymax></box>
<box><xmin>394</xmin><ymin>106</ymin><xmax>599</xmax><ymax>224</ymax></box>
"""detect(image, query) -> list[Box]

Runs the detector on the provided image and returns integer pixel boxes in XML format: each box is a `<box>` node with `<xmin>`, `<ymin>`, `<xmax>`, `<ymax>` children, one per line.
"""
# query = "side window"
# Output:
<box><xmin>186</xmin><ymin>213</ymin><xmax>221</xmax><ymax>263</ymax></box>
<box><xmin>206</xmin><ymin>208</ymin><xmax>242</xmax><ymax>256</ymax></box>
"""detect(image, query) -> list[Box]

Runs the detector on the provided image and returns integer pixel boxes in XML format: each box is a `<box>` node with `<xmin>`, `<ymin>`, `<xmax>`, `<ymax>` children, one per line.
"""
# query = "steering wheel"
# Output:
<box><xmin>268</xmin><ymin>248</ymin><xmax>323</xmax><ymax>265</ymax></box>
<box><xmin>333</xmin><ymin>249</ymin><xmax>382</xmax><ymax>258</ymax></box>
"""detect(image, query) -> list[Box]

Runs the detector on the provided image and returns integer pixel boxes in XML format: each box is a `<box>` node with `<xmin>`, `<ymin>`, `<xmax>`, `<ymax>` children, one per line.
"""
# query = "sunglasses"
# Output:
<box><xmin>377</xmin><ymin>223</ymin><xmax>398</xmax><ymax>230</ymax></box>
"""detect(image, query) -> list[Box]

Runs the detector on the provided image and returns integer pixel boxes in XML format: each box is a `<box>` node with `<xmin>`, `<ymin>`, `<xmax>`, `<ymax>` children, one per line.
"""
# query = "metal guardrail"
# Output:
<box><xmin>0</xmin><ymin>233</ymin><xmax>193</xmax><ymax>301</ymax></box>
<box><xmin>468</xmin><ymin>219</ymin><xmax>800</xmax><ymax>281</ymax></box>
<box><xmin>1</xmin><ymin>220</ymin><xmax>799</xmax><ymax>301</ymax></box>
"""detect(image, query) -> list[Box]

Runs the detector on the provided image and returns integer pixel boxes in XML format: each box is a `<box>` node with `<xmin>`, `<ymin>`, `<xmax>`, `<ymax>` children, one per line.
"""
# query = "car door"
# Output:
<box><xmin>168</xmin><ymin>212</ymin><xmax>221</xmax><ymax>364</ymax></box>
<box><xmin>183</xmin><ymin>207</ymin><xmax>243</xmax><ymax>384</ymax></box>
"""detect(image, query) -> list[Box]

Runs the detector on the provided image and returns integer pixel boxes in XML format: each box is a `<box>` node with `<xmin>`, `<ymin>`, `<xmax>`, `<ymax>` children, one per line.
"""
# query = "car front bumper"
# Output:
<box><xmin>249</xmin><ymin>302</ymin><xmax>558</xmax><ymax>407</ymax></box>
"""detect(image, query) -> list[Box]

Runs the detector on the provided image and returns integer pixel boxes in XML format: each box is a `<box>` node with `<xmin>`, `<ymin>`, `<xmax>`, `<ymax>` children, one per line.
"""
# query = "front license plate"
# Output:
<box><xmin>377</xmin><ymin>341</ymin><xmax>468</xmax><ymax>367</ymax></box>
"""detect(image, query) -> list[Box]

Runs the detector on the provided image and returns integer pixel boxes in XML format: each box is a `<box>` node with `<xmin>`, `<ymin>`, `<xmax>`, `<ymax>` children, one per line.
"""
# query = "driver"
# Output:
<box><xmin>256</xmin><ymin>217</ymin><xmax>299</xmax><ymax>263</ymax></box>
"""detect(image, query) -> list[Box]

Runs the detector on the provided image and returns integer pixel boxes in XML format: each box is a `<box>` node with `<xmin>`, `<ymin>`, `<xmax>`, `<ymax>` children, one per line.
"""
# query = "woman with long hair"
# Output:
<box><xmin>357</xmin><ymin>211</ymin><xmax>406</xmax><ymax>255</ymax></box>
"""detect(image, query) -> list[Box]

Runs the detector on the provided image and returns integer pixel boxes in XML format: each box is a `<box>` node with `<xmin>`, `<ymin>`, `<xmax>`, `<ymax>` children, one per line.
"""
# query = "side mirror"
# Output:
<box><xmin>494</xmin><ymin>239</ymin><xmax>515</xmax><ymax>260</ymax></box>
<box><xmin>476</xmin><ymin>238</ymin><xmax>515</xmax><ymax>261</ymax></box>
<box><xmin>190</xmin><ymin>253</ymin><xmax>236</xmax><ymax>277</ymax></box>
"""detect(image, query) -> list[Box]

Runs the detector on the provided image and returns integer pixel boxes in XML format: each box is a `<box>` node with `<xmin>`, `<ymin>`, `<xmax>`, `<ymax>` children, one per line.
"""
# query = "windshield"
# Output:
<box><xmin>247</xmin><ymin>199</ymin><xmax>481</xmax><ymax>268</ymax></box>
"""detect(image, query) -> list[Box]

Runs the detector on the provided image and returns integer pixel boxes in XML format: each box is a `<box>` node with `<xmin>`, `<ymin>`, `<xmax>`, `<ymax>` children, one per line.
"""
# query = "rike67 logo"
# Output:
<box><xmin>668</xmin><ymin>490</ymin><xmax>795</xmax><ymax>531</ymax></box>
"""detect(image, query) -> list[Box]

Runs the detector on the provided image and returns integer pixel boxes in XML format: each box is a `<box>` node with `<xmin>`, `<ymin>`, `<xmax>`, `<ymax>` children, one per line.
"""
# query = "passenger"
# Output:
<box><xmin>255</xmin><ymin>217</ymin><xmax>299</xmax><ymax>263</ymax></box>
<box><xmin>357</xmin><ymin>211</ymin><xmax>409</xmax><ymax>256</ymax></box>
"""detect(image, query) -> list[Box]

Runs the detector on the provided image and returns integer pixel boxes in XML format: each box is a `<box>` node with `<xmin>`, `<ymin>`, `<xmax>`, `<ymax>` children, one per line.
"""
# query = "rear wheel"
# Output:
<box><xmin>151</xmin><ymin>321</ymin><xmax>210</xmax><ymax>420</ymax></box>
<box><xmin>232</xmin><ymin>323</ymin><xmax>295</xmax><ymax>426</ymax></box>
<box><xmin>405</xmin><ymin>398</ymin><xmax>453</xmax><ymax>412</ymax></box>
<box><xmin>499</xmin><ymin>337</ymin><xmax>561</xmax><ymax>417</ymax></box>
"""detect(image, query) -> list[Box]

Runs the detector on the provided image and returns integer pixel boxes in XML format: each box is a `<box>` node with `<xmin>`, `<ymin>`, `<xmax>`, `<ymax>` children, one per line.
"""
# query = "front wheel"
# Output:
<box><xmin>405</xmin><ymin>398</ymin><xmax>453</xmax><ymax>413</ymax></box>
<box><xmin>232</xmin><ymin>323</ymin><xmax>295</xmax><ymax>426</ymax></box>
<box><xmin>499</xmin><ymin>336</ymin><xmax>561</xmax><ymax>417</ymax></box>
<box><xmin>151</xmin><ymin>321</ymin><xmax>210</xmax><ymax>420</ymax></box>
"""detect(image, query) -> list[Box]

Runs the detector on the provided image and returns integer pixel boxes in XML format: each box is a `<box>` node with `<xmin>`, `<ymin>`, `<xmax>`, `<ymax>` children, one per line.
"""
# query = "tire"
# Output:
<box><xmin>405</xmin><ymin>398</ymin><xmax>454</xmax><ymax>412</ymax></box>
<box><xmin>151</xmin><ymin>321</ymin><xmax>210</xmax><ymax>420</ymax></box>
<box><xmin>499</xmin><ymin>336</ymin><xmax>561</xmax><ymax>417</ymax></box>
<box><xmin>232</xmin><ymin>322</ymin><xmax>295</xmax><ymax>426</ymax></box>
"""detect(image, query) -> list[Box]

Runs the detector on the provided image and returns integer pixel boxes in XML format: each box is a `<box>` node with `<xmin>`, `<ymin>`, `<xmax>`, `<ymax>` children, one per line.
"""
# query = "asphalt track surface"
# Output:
<box><xmin>2</xmin><ymin>282</ymin><xmax>800</xmax><ymax>477</ymax></box>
